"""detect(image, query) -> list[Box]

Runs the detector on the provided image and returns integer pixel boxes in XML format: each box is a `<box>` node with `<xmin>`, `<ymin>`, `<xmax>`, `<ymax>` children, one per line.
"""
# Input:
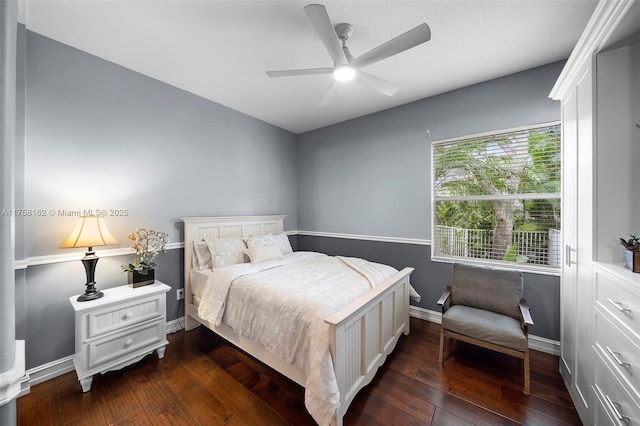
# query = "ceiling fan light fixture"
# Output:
<box><xmin>333</xmin><ymin>65</ymin><xmax>356</xmax><ymax>82</ymax></box>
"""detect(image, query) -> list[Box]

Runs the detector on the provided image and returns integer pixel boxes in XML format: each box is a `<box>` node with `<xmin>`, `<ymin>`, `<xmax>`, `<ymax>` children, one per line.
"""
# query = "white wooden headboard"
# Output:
<box><xmin>180</xmin><ymin>215</ymin><xmax>286</xmax><ymax>311</ymax></box>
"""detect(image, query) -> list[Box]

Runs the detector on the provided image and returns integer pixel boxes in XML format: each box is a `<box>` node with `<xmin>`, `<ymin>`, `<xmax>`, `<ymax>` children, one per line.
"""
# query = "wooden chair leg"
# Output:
<box><xmin>523</xmin><ymin>348</ymin><xmax>530</xmax><ymax>395</ymax></box>
<box><xmin>438</xmin><ymin>329</ymin><xmax>445</xmax><ymax>363</ymax></box>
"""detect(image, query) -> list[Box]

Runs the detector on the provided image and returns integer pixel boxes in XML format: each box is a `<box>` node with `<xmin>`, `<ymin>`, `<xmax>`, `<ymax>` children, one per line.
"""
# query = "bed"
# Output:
<box><xmin>181</xmin><ymin>215</ymin><xmax>415</xmax><ymax>426</ymax></box>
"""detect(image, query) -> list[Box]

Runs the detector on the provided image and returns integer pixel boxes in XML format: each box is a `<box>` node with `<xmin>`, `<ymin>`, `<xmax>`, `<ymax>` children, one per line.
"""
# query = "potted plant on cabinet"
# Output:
<box><xmin>619</xmin><ymin>234</ymin><xmax>640</xmax><ymax>273</ymax></box>
<box><xmin>121</xmin><ymin>227</ymin><xmax>170</xmax><ymax>287</ymax></box>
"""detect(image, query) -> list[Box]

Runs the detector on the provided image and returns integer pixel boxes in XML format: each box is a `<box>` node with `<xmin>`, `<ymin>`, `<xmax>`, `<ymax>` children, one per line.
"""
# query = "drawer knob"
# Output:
<box><xmin>124</xmin><ymin>312</ymin><xmax>134</xmax><ymax>319</ymax></box>
<box><xmin>124</xmin><ymin>339</ymin><xmax>134</xmax><ymax>348</ymax></box>
<box><xmin>606</xmin><ymin>346</ymin><xmax>631</xmax><ymax>372</ymax></box>
<box><xmin>606</xmin><ymin>298</ymin><xmax>633</xmax><ymax>315</ymax></box>
<box><xmin>604</xmin><ymin>395</ymin><xmax>630</xmax><ymax>425</ymax></box>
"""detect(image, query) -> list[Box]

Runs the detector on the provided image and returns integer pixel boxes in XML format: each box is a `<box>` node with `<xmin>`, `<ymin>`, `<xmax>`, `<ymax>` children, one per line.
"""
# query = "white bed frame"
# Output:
<box><xmin>181</xmin><ymin>215</ymin><xmax>414</xmax><ymax>426</ymax></box>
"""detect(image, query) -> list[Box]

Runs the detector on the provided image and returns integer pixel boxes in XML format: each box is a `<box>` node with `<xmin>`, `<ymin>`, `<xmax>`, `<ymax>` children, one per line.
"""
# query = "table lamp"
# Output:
<box><xmin>61</xmin><ymin>216</ymin><xmax>118</xmax><ymax>301</ymax></box>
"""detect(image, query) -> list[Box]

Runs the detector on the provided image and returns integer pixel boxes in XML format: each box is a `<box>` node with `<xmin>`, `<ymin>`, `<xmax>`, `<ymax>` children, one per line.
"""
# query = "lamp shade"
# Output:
<box><xmin>61</xmin><ymin>216</ymin><xmax>118</xmax><ymax>249</ymax></box>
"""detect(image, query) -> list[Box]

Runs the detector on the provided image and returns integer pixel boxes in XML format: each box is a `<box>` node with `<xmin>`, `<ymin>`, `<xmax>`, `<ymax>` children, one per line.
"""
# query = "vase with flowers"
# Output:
<box><xmin>619</xmin><ymin>233</ymin><xmax>640</xmax><ymax>273</ymax></box>
<box><xmin>121</xmin><ymin>227</ymin><xmax>170</xmax><ymax>287</ymax></box>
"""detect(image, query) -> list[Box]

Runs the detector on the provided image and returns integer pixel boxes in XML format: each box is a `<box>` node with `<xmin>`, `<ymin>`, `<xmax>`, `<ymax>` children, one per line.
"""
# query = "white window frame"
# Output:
<box><xmin>430</xmin><ymin>121</ymin><xmax>561</xmax><ymax>275</ymax></box>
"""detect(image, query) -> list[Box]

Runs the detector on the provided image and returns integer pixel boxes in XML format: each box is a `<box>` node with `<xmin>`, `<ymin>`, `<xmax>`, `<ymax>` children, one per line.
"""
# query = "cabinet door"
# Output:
<box><xmin>576</xmin><ymin>64</ymin><xmax>594</xmax><ymax>414</ymax></box>
<box><xmin>560</xmin><ymin>64</ymin><xmax>594</xmax><ymax>421</ymax></box>
<box><xmin>561</xmin><ymin>88</ymin><xmax>577</xmax><ymax>385</ymax></box>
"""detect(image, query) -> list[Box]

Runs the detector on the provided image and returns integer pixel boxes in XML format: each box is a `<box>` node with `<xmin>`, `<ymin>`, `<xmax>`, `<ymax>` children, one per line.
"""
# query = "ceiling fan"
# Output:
<box><xmin>266</xmin><ymin>3</ymin><xmax>431</xmax><ymax>105</ymax></box>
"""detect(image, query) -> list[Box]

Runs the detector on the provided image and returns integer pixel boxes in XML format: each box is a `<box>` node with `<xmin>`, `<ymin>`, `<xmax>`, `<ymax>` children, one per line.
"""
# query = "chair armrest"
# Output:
<box><xmin>437</xmin><ymin>287</ymin><xmax>451</xmax><ymax>305</ymax></box>
<box><xmin>519</xmin><ymin>302</ymin><xmax>534</xmax><ymax>327</ymax></box>
<box><xmin>437</xmin><ymin>286</ymin><xmax>451</xmax><ymax>313</ymax></box>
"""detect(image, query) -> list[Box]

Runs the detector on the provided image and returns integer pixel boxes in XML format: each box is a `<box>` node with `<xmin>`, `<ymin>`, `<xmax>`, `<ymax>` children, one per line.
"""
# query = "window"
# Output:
<box><xmin>432</xmin><ymin>122</ymin><xmax>561</xmax><ymax>271</ymax></box>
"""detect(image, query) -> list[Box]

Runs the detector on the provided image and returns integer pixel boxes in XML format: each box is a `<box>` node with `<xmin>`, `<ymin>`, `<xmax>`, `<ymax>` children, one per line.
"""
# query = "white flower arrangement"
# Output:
<box><xmin>121</xmin><ymin>227</ymin><xmax>170</xmax><ymax>274</ymax></box>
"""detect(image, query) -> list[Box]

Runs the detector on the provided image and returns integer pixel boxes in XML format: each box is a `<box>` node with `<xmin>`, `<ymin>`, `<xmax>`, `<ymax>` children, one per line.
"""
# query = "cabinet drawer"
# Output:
<box><xmin>87</xmin><ymin>320</ymin><xmax>164</xmax><ymax>369</ymax></box>
<box><xmin>593</xmin><ymin>269</ymin><xmax>640</xmax><ymax>341</ymax></box>
<box><xmin>594</xmin><ymin>390</ymin><xmax>623</xmax><ymax>426</ymax></box>
<box><xmin>86</xmin><ymin>295</ymin><xmax>163</xmax><ymax>339</ymax></box>
<box><xmin>595</xmin><ymin>309</ymin><xmax>640</xmax><ymax>398</ymax></box>
<box><xmin>594</xmin><ymin>353</ymin><xmax>640</xmax><ymax>425</ymax></box>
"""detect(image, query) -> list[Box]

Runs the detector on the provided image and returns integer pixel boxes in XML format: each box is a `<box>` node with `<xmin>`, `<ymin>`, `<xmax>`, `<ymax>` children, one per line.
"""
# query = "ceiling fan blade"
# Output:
<box><xmin>303</xmin><ymin>4</ymin><xmax>348</xmax><ymax>66</ymax></box>
<box><xmin>266</xmin><ymin>68</ymin><xmax>333</xmax><ymax>77</ymax></box>
<box><xmin>351</xmin><ymin>23</ymin><xmax>431</xmax><ymax>69</ymax></box>
<box><xmin>319</xmin><ymin>80</ymin><xmax>340</xmax><ymax>106</ymax></box>
<box><xmin>353</xmin><ymin>71</ymin><xmax>400</xmax><ymax>96</ymax></box>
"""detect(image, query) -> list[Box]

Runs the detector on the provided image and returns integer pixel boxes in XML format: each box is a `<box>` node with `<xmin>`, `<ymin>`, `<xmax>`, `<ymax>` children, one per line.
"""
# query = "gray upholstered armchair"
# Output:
<box><xmin>437</xmin><ymin>263</ymin><xmax>534</xmax><ymax>394</ymax></box>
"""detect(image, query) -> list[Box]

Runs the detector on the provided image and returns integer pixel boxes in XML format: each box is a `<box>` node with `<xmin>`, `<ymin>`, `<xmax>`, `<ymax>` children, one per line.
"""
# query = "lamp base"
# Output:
<box><xmin>77</xmin><ymin>288</ymin><xmax>104</xmax><ymax>302</ymax></box>
<box><xmin>77</xmin><ymin>251</ymin><xmax>104</xmax><ymax>302</ymax></box>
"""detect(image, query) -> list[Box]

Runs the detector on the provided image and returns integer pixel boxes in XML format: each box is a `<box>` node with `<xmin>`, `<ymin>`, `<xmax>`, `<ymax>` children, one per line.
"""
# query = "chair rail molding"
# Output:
<box><xmin>14</xmin><ymin>242</ymin><xmax>184</xmax><ymax>269</ymax></box>
<box><xmin>296</xmin><ymin>230</ymin><xmax>431</xmax><ymax>246</ymax></box>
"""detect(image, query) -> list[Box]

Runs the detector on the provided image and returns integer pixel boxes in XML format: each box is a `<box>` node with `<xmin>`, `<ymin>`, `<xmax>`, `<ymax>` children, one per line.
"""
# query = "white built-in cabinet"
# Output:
<box><xmin>550</xmin><ymin>1</ymin><xmax>640</xmax><ymax>425</ymax></box>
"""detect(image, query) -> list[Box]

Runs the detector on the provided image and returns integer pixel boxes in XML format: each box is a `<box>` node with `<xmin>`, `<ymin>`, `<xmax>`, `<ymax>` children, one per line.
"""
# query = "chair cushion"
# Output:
<box><xmin>443</xmin><ymin>305</ymin><xmax>527</xmax><ymax>352</ymax></box>
<box><xmin>450</xmin><ymin>263</ymin><xmax>523</xmax><ymax>320</ymax></box>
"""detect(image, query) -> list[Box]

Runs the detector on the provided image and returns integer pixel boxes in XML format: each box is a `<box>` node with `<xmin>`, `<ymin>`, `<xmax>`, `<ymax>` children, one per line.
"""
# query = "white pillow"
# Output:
<box><xmin>193</xmin><ymin>240</ymin><xmax>212</xmax><ymax>269</ymax></box>
<box><xmin>272</xmin><ymin>233</ymin><xmax>293</xmax><ymax>255</ymax></box>
<box><xmin>245</xmin><ymin>245</ymin><xmax>284</xmax><ymax>264</ymax></box>
<box><xmin>245</xmin><ymin>233</ymin><xmax>293</xmax><ymax>256</ymax></box>
<box><xmin>205</xmin><ymin>238</ymin><xmax>247</xmax><ymax>268</ymax></box>
<box><xmin>245</xmin><ymin>233</ymin><xmax>274</xmax><ymax>249</ymax></box>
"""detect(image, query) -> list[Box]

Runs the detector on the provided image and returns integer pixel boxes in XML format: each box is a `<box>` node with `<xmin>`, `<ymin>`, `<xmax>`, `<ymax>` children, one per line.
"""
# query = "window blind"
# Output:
<box><xmin>432</xmin><ymin>122</ymin><xmax>561</xmax><ymax>270</ymax></box>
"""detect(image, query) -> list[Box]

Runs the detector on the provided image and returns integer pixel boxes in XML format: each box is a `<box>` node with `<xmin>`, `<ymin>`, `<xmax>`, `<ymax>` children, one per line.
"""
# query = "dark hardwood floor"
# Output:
<box><xmin>17</xmin><ymin>318</ymin><xmax>581</xmax><ymax>425</ymax></box>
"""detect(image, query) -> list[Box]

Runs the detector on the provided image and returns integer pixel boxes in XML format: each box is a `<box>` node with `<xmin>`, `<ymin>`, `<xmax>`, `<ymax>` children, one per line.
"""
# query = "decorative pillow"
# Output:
<box><xmin>193</xmin><ymin>240</ymin><xmax>212</xmax><ymax>270</ymax></box>
<box><xmin>205</xmin><ymin>238</ymin><xmax>247</xmax><ymax>268</ymax></box>
<box><xmin>245</xmin><ymin>233</ymin><xmax>294</xmax><ymax>255</ymax></box>
<box><xmin>272</xmin><ymin>233</ymin><xmax>294</xmax><ymax>255</ymax></box>
<box><xmin>245</xmin><ymin>233</ymin><xmax>274</xmax><ymax>249</ymax></box>
<box><xmin>245</xmin><ymin>245</ymin><xmax>284</xmax><ymax>264</ymax></box>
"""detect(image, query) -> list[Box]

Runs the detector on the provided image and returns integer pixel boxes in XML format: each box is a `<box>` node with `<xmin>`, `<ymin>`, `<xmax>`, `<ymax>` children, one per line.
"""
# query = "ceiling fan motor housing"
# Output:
<box><xmin>335</xmin><ymin>23</ymin><xmax>354</xmax><ymax>62</ymax></box>
<box><xmin>335</xmin><ymin>23</ymin><xmax>354</xmax><ymax>41</ymax></box>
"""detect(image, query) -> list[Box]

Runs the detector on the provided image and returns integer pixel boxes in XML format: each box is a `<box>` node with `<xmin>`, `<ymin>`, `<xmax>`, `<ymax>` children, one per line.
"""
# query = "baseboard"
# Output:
<box><xmin>410</xmin><ymin>305</ymin><xmax>442</xmax><ymax>323</ymax></box>
<box><xmin>527</xmin><ymin>334</ymin><xmax>560</xmax><ymax>356</ymax></box>
<box><xmin>0</xmin><ymin>341</ymin><xmax>26</xmax><ymax>405</ymax></box>
<box><xmin>409</xmin><ymin>306</ymin><xmax>560</xmax><ymax>356</ymax></box>
<box><xmin>17</xmin><ymin>319</ymin><xmax>186</xmax><ymax>397</ymax></box>
<box><xmin>17</xmin><ymin>354</ymin><xmax>75</xmax><ymax>398</ymax></box>
<box><xmin>166</xmin><ymin>317</ymin><xmax>185</xmax><ymax>334</ymax></box>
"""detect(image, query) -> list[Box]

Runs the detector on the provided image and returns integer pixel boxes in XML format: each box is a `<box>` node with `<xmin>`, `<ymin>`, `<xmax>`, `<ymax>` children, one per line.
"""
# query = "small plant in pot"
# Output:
<box><xmin>619</xmin><ymin>234</ymin><xmax>640</xmax><ymax>273</ymax></box>
<box><xmin>122</xmin><ymin>227</ymin><xmax>170</xmax><ymax>287</ymax></box>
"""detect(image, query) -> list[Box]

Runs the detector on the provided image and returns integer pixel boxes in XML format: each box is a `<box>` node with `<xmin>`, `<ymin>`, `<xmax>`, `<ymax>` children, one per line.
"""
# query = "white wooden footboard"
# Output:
<box><xmin>325</xmin><ymin>267</ymin><xmax>414</xmax><ymax>426</ymax></box>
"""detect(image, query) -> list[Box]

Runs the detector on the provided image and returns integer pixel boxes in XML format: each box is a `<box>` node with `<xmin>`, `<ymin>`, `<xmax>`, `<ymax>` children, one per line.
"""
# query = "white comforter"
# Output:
<box><xmin>197</xmin><ymin>252</ymin><xmax>399</xmax><ymax>425</ymax></box>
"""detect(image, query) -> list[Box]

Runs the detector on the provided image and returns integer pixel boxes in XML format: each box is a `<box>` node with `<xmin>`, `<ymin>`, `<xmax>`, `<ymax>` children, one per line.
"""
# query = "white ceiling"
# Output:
<box><xmin>21</xmin><ymin>0</ymin><xmax>598</xmax><ymax>134</ymax></box>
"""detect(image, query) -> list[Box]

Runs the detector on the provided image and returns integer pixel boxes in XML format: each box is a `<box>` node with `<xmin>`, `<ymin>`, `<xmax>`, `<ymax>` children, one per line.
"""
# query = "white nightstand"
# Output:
<box><xmin>69</xmin><ymin>281</ymin><xmax>171</xmax><ymax>392</ymax></box>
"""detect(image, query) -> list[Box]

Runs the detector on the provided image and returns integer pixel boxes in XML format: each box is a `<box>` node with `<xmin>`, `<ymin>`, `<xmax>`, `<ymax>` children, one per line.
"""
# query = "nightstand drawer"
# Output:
<box><xmin>87</xmin><ymin>295</ymin><xmax>163</xmax><ymax>339</ymax></box>
<box><xmin>88</xmin><ymin>320</ymin><xmax>164</xmax><ymax>368</ymax></box>
<box><xmin>595</xmin><ymin>310</ymin><xmax>640</xmax><ymax>397</ymax></box>
<box><xmin>593</xmin><ymin>269</ymin><xmax>640</xmax><ymax>340</ymax></box>
<box><xmin>594</xmin><ymin>353</ymin><xmax>640</xmax><ymax>425</ymax></box>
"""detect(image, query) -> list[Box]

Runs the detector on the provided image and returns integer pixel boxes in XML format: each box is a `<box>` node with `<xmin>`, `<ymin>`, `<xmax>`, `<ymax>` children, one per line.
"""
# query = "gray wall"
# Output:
<box><xmin>296</xmin><ymin>62</ymin><xmax>565</xmax><ymax>340</ymax></box>
<box><xmin>24</xmin><ymin>31</ymin><xmax>298</xmax><ymax>258</ymax></box>
<box><xmin>17</xmin><ymin>31</ymin><xmax>298</xmax><ymax>369</ymax></box>
<box><xmin>297</xmin><ymin>62</ymin><xmax>564</xmax><ymax>238</ymax></box>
